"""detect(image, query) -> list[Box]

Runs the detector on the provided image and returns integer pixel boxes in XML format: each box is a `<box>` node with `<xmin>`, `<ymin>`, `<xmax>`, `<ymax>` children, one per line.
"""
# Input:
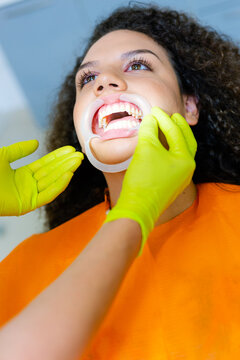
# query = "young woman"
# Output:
<box><xmin>0</xmin><ymin>4</ymin><xmax>239</xmax><ymax>360</ymax></box>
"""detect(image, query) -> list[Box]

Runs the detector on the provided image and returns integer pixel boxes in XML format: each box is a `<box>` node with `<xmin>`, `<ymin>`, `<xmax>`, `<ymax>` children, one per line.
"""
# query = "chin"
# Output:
<box><xmin>90</xmin><ymin>136</ymin><xmax>138</xmax><ymax>165</ymax></box>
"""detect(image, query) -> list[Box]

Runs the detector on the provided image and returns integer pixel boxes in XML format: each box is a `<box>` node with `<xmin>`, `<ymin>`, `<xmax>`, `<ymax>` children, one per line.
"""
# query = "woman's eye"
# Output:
<box><xmin>77</xmin><ymin>72</ymin><xmax>97</xmax><ymax>89</ymax></box>
<box><xmin>83</xmin><ymin>74</ymin><xmax>97</xmax><ymax>85</ymax></box>
<box><xmin>127</xmin><ymin>62</ymin><xmax>150</xmax><ymax>72</ymax></box>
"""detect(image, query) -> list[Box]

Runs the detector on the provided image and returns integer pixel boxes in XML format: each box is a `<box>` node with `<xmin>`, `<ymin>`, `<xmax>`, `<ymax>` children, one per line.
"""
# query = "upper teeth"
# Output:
<box><xmin>98</xmin><ymin>101</ymin><xmax>143</xmax><ymax>129</ymax></box>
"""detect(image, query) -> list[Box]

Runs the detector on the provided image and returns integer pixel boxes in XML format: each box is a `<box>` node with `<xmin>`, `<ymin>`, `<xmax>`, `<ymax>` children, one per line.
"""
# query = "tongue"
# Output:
<box><xmin>107</xmin><ymin>111</ymin><xmax>128</xmax><ymax>122</ymax></box>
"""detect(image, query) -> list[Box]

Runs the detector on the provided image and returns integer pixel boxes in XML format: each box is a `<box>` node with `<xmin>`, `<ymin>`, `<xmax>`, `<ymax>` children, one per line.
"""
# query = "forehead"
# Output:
<box><xmin>83</xmin><ymin>30</ymin><xmax>167</xmax><ymax>61</ymax></box>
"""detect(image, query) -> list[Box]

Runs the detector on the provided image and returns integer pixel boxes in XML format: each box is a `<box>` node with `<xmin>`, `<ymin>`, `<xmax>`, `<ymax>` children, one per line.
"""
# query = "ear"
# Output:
<box><xmin>182</xmin><ymin>95</ymin><xmax>199</xmax><ymax>126</ymax></box>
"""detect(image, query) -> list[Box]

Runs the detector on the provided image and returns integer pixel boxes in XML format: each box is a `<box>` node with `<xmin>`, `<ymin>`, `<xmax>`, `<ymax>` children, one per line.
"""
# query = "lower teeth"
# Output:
<box><xmin>103</xmin><ymin>118</ymin><xmax>141</xmax><ymax>132</ymax></box>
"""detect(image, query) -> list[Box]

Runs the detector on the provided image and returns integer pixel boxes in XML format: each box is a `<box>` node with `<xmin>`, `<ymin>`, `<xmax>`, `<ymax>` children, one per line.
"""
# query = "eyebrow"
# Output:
<box><xmin>77</xmin><ymin>49</ymin><xmax>161</xmax><ymax>72</ymax></box>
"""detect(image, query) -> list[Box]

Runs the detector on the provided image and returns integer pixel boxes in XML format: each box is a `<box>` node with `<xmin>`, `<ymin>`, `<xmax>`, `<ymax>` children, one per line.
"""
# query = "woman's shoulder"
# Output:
<box><xmin>197</xmin><ymin>182</ymin><xmax>240</xmax><ymax>213</ymax></box>
<box><xmin>197</xmin><ymin>182</ymin><xmax>240</xmax><ymax>197</ymax></box>
<box><xmin>0</xmin><ymin>202</ymin><xmax>107</xmax><ymax>326</ymax></box>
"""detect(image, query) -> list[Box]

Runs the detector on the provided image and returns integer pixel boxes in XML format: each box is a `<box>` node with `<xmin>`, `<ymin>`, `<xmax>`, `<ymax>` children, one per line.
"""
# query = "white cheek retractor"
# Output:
<box><xmin>78</xmin><ymin>94</ymin><xmax>151</xmax><ymax>173</ymax></box>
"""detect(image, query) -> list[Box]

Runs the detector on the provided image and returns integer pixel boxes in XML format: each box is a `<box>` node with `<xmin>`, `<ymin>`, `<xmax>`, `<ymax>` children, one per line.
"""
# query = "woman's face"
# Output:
<box><xmin>73</xmin><ymin>30</ymin><xmax>197</xmax><ymax>165</ymax></box>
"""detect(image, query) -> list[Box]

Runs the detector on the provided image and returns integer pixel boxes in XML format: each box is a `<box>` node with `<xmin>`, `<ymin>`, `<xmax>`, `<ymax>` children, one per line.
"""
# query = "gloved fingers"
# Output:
<box><xmin>138</xmin><ymin>113</ymin><xmax>158</xmax><ymax>139</ymax></box>
<box><xmin>36</xmin><ymin>171</ymin><xmax>73</xmax><ymax>208</ymax></box>
<box><xmin>33</xmin><ymin>152</ymin><xmax>83</xmax><ymax>181</ymax></box>
<box><xmin>151</xmin><ymin>107</ymin><xmax>189</xmax><ymax>156</ymax></box>
<box><xmin>3</xmin><ymin>140</ymin><xmax>39</xmax><ymax>163</ymax></box>
<box><xmin>28</xmin><ymin>146</ymin><xmax>78</xmax><ymax>173</ymax></box>
<box><xmin>138</xmin><ymin>113</ymin><xmax>166</xmax><ymax>151</ymax></box>
<box><xmin>171</xmin><ymin>113</ymin><xmax>197</xmax><ymax>158</ymax></box>
<box><xmin>37</xmin><ymin>155</ymin><xmax>83</xmax><ymax>192</ymax></box>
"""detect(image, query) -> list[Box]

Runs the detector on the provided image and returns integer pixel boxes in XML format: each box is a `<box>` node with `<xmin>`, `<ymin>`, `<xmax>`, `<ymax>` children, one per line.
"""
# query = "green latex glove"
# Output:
<box><xmin>0</xmin><ymin>140</ymin><xmax>84</xmax><ymax>216</ymax></box>
<box><xmin>105</xmin><ymin>107</ymin><xmax>197</xmax><ymax>256</ymax></box>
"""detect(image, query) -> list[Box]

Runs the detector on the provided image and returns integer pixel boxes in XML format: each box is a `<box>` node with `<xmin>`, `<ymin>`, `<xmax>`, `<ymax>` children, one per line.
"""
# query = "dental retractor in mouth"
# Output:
<box><xmin>79</xmin><ymin>94</ymin><xmax>151</xmax><ymax>173</ymax></box>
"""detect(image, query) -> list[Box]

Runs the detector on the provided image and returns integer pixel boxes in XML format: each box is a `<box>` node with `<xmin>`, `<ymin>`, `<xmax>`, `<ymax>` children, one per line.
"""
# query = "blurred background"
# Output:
<box><xmin>0</xmin><ymin>0</ymin><xmax>239</xmax><ymax>261</ymax></box>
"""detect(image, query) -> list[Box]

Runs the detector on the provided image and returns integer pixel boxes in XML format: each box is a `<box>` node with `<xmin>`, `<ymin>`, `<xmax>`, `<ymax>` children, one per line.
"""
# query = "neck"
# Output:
<box><xmin>104</xmin><ymin>171</ymin><xmax>197</xmax><ymax>226</ymax></box>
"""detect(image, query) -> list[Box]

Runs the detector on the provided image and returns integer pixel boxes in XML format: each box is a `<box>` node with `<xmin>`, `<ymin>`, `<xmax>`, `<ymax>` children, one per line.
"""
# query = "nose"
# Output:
<box><xmin>93</xmin><ymin>71</ymin><xmax>127</xmax><ymax>95</ymax></box>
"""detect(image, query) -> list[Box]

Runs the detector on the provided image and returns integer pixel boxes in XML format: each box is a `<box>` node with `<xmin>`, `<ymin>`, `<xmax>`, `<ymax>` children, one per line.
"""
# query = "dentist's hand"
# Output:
<box><xmin>105</xmin><ymin>107</ymin><xmax>197</xmax><ymax>256</ymax></box>
<box><xmin>0</xmin><ymin>140</ymin><xmax>83</xmax><ymax>216</ymax></box>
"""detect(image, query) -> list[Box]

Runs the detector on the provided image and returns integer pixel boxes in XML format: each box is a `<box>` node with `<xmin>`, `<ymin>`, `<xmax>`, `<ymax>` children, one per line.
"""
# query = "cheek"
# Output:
<box><xmin>140</xmin><ymin>77</ymin><xmax>183</xmax><ymax>114</ymax></box>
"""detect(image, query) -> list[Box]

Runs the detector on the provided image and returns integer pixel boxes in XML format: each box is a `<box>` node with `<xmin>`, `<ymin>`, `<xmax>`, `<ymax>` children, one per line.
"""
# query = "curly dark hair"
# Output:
<box><xmin>45</xmin><ymin>3</ymin><xmax>240</xmax><ymax>229</ymax></box>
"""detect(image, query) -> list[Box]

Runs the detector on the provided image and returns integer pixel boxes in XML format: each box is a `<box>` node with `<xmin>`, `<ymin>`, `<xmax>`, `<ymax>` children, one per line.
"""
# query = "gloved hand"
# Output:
<box><xmin>105</xmin><ymin>107</ymin><xmax>197</xmax><ymax>256</ymax></box>
<box><xmin>0</xmin><ymin>140</ymin><xmax>83</xmax><ymax>216</ymax></box>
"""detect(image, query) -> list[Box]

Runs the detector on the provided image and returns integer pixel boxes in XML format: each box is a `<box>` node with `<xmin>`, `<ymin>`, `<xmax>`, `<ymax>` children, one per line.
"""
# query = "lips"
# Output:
<box><xmin>92</xmin><ymin>103</ymin><xmax>142</xmax><ymax>141</ymax></box>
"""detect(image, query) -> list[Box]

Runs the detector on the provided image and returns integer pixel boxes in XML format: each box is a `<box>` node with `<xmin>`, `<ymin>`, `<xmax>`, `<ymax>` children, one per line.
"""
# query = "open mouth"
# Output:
<box><xmin>92</xmin><ymin>101</ymin><xmax>143</xmax><ymax>134</ymax></box>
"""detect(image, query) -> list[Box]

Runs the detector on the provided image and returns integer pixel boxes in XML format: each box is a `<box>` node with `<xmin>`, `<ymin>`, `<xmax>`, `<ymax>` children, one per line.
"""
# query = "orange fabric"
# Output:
<box><xmin>1</xmin><ymin>183</ymin><xmax>240</xmax><ymax>359</ymax></box>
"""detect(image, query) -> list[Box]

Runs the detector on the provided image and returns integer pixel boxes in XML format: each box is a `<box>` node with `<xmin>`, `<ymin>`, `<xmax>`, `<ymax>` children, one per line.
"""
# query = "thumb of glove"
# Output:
<box><xmin>138</xmin><ymin>113</ymin><xmax>159</xmax><ymax>143</ymax></box>
<box><xmin>5</xmin><ymin>140</ymin><xmax>39</xmax><ymax>163</ymax></box>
